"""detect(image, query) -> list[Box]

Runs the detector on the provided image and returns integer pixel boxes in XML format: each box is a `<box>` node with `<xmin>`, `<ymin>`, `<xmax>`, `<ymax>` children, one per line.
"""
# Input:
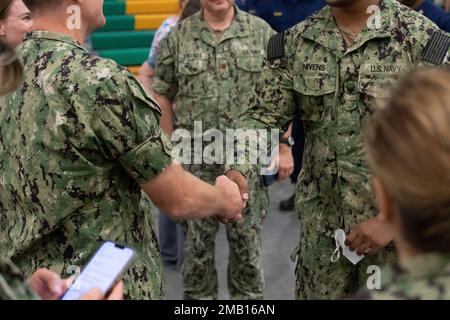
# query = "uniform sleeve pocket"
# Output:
<box><xmin>127</xmin><ymin>75</ymin><xmax>162</xmax><ymax>116</ymax></box>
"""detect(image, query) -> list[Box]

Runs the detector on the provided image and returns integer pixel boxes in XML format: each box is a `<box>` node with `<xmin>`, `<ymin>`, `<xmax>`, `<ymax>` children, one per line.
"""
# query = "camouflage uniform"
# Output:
<box><xmin>354</xmin><ymin>254</ymin><xmax>450</xmax><ymax>300</ymax></box>
<box><xmin>0</xmin><ymin>31</ymin><xmax>173</xmax><ymax>300</ymax></box>
<box><xmin>0</xmin><ymin>257</ymin><xmax>38</xmax><ymax>300</ymax></box>
<box><xmin>152</xmin><ymin>8</ymin><xmax>273</xmax><ymax>299</ymax></box>
<box><xmin>232</xmin><ymin>0</ymin><xmax>450</xmax><ymax>299</ymax></box>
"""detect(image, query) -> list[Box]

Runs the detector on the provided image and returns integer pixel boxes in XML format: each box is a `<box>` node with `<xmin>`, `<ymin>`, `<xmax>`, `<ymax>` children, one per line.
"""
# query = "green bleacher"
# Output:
<box><xmin>93</xmin><ymin>0</ymin><xmax>179</xmax><ymax>72</ymax></box>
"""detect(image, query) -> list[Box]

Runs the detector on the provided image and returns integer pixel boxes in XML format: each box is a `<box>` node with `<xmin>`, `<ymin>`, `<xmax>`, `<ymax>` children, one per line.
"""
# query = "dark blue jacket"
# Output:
<box><xmin>236</xmin><ymin>0</ymin><xmax>326</xmax><ymax>32</ymax></box>
<box><xmin>416</xmin><ymin>0</ymin><xmax>450</xmax><ymax>32</ymax></box>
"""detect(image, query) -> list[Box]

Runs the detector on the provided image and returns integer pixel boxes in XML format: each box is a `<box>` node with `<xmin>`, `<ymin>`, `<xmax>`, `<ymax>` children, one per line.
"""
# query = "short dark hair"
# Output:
<box><xmin>0</xmin><ymin>0</ymin><xmax>14</xmax><ymax>20</ymax></box>
<box><xmin>22</xmin><ymin>0</ymin><xmax>63</xmax><ymax>12</ymax></box>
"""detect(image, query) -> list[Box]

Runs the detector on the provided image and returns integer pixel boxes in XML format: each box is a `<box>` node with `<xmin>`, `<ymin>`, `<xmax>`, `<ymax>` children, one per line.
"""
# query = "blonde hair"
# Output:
<box><xmin>0</xmin><ymin>41</ymin><xmax>23</xmax><ymax>96</ymax></box>
<box><xmin>365</xmin><ymin>67</ymin><xmax>450</xmax><ymax>254</ymax></box>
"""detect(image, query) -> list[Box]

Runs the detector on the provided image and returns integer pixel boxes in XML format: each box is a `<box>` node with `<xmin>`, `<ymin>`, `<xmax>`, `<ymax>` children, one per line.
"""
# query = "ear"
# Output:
<box><xmin>373</xmin><ymin>176</ymin><xmax>395</xmax><ymax>223</ymax></box>
<box><xmin>0</xmin><ymin>24</ymin><xmax>6</xmax><ymax>37</ymax></box>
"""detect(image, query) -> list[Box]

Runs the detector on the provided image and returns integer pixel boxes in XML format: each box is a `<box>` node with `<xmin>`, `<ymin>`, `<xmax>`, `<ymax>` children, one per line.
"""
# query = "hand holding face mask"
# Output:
<box><xmin>331</xmin><ymin>229</ymin><xmax>365</xmax><ymax>265</ymax></box>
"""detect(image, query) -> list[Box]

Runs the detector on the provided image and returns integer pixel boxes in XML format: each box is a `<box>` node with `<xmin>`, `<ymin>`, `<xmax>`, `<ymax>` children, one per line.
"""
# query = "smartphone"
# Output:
<box><xmin>60</xmin><ymin>241</ymin><xmax>137</xmax><ymax>300</ymax></box>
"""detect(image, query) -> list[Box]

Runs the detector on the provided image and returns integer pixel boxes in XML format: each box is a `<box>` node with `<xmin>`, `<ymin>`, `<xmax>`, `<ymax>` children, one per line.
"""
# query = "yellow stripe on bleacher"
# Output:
<box><xmin>126</xmin><ymin>0</ymin><xmax>179</xmax><ymax>15</ymax></box>
<box><xmin>135</xmin><ymin>13</ymin><xmax>173</xmax><ymax>30</ymax></box>
<box><xmin>128</xmin><ymin>66</ymin><xmax>140</xmax><ymax>75</ymax></box>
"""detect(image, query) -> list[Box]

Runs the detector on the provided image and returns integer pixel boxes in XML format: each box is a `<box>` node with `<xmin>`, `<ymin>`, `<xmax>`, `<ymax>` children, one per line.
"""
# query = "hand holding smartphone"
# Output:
<box><xmin>60</xmin><ymin>241</ymin><xmax>136</xmax><ymax>300</ymax></box>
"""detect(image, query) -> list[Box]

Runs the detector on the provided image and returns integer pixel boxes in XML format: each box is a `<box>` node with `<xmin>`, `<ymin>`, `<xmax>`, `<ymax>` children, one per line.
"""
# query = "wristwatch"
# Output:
<box><xmin>280</xmin><ymin>136</ymin><xmax>295</xmax><ymax>146</ymax></box>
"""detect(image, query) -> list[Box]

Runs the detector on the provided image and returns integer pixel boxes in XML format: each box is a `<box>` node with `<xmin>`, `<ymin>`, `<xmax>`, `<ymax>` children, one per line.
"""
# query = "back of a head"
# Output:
<box><xmin>365</xmin><ymin>67</ymin><xmax>450</xmax><ymax>254</ymax></box>
<box><xmin>21</xmin><ymin>0</ymin><xmax>62</xmax><ymax>13</ymax></box>
<box><xmin>22</xmin><ymin>0</ymin><xmax>106</xmax><ymax>35</ymax></box>
<box><xmin>0</xmin><ymin>40</ymin><xmax>22</xmax><ymax>96</ymax></box>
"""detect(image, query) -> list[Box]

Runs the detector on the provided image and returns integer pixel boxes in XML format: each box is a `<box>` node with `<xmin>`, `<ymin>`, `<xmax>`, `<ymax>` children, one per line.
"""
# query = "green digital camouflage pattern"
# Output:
<box><xmin>232</xmin><ymin>0</ymin><xmax>450</xmax><ymax>299</ymax></box>
<box><xmin>181</xmin><ymin>168</ymin><xmax>267</xmax><ymax>300</ymax></box>
<box><xmin>0</xmin><ymin>31</ymin><xmax>173</xmax><ymax>300</ymax></box>
<box><xmin>0</xmin><ymin>257</ymin><xmax>38</xmax><ymax>300</ymax></box>
<box><xmin>354</xmin><ymin>254</ymin><xmax>450</xmax><ymax>300</ymax></box>
<box><xmin>153</xmin><ymin>7</ymin><xmax>273</xmax><ymax>299</ymax></box>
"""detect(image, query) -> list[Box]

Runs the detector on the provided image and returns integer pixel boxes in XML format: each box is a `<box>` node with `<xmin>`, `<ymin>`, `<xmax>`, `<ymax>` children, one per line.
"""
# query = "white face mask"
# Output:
<box><xmin>331</xmin><ymin>229</ymin><xmax>365</xmax><ymax>265</ymax></box>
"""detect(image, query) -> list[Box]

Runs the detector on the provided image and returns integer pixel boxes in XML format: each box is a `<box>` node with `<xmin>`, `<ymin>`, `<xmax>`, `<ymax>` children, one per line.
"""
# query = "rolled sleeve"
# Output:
<box><xmin>119</xmin><ymin>129</ymin><xmax>173</xmax><ymax>183</ymax></box>
<box><xmin>92</xmin><ymin>71</ymin><xmax>173</xmax><ymax>184</ymax></box>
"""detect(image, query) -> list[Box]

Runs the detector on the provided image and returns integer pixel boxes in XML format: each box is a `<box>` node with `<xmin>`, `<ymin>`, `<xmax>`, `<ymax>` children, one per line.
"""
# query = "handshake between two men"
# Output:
<box><xmin>140</xmin><ymin>163</ymin><xmax>250</xmax><ymax>224</ymax></box>
<box><xmin>15</xmin><ymin>165</ymin><xmax>250</xmax><ymax>301</ymax></box>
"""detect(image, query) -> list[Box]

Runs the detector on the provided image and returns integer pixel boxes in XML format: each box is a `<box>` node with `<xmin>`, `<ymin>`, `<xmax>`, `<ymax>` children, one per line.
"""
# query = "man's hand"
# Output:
<box><xmin>79</xmin><ymin>281</ymin><xmax>124</xmax><ymax>300</ymax></box>
<box><xmin>215</xmin><ymin>175</ymin><xmax>244</xmax><ymax>223</ymax></box>
<box><xmin>345</xmin><ymin>216</ymin><xmax>394</xmax><ymax>256</ymax></box>
<box><xmin>28</xmin><ymin>268</ymin><xmax>68</xmax><ymax>300</ymax></box>
<box><xmin>445</xmin><ymin>0</ymin><xmax>450</xmax><ymax>11</ymax></box>
<box><xmin>29</xmin><ymin>269</ymin><xmax>124</xmax><ymax>300</ymax></box>
<box><xmin>225</xmin><ymin>170</ymin><xmax>250</xmax><ymax>203</ymax></box>
<box><xmin>277</xmin><ymin>144</ymin><xmax>294</xmax><ymax>180</ymax></box>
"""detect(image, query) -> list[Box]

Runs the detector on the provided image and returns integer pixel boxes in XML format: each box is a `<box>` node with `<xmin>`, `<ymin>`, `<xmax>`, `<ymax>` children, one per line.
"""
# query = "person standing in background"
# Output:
<box><xmin>138</xmin><ymin>0</ymin><xmax>186</xmax><ymax>90</ymax></box>
<box><xmin>138</xmin><ymin>0</ymin><xmax>202</xmax><ymax>271</ymax></box>
<box><xmin>153</xmin><ymin>0</ymin><xmax>274</xmax><ymax>300</ymax></box>
<box><xmin>0</xmin><ymin>0</ymin><xmax>33</xmax><ymax>48</ymax></box>
<box><xmin>236</xmin><ymin>0</ymin><xmax>325</xmax><ymax>32</ymax></box>
<box><xmin>400</xmin><ymin>0</ymin><xmax>450</xmax><ymax>32</ymax></box>
<box><xmin>433</xmin><ymin>0</ymin><xmax>450</xmax><ymax>11</ymax></box>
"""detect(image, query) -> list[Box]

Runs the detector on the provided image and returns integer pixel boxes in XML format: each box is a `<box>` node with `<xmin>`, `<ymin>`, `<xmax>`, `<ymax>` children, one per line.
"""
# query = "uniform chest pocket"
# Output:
<box><xmin>236</xmin><ymin>56</ymin><xmax>263</xmax><ymax>73</ymax></box>
<box><xmin>293</xmin><ymin>75</ymin><xmax>336</xmax><ymax>122</ymax></box>
<box><xmin>234</xmin><ymin>56</ymin><xmax>263</xmax><ymax>95</ymax></box>
<box><xmin>179</xmin><ymin>58</ymin><xmax>209</xmax><ymax>76</ymax></box>
<box><xmin>178</xmin><ymin>58</ymin><xmax>211</xmax><ymax>97</ymax></box>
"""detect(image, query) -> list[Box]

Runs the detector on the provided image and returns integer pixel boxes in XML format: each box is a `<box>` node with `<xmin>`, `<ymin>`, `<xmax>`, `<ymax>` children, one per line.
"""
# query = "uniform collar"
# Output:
<box><xmin>191</xmin><ymin>5</ymin><xmax>250</xmax><ymax>47</ymax></box>
<box><xmin>23</xmin><ymin>30</ymin><xmax>87</xmax><ymax>52</ymax></box>
<box><xmin>301</xmin><ymin>0</ymin><xmax>394</xmax><ymax>57</ymax></box>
